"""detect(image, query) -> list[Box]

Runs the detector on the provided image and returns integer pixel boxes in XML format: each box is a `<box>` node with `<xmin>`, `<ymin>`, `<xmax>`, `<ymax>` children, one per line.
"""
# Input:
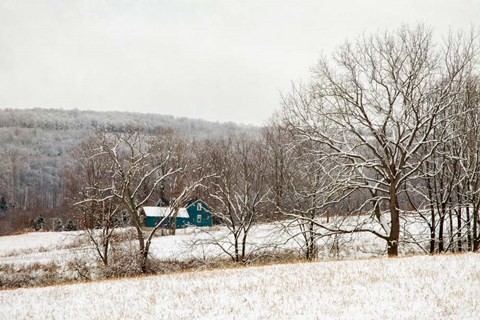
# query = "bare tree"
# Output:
<box><xmin>200</xmin><ymin>135</ymin><xmax>271</xmax><ymax>263</ymax></box>
<box><xmin>263</xmin><ymin>120</ymin><xmax>295</xmax><ymax>214</ymax></box>
<box><xmin>75</xmin><ymin>129</ymin><xmax>207</xmax><ymax>272</ymax></box>
<box><xmin>405</xmin><ymin>75</ymin><xmax>480</xmax><ymax>254</ymax></box>
<box><xmin>281</xmin><ymin>25</ymin><xmax>478</xmax><ymax>256</ymax></box>
<box><xmin>443</xmin><ymin>76</ymin><xmax>480</xmax><ymax>252</ymax></box>
<box><xmin>66</xmin><ymin>137</ymin><xmax>122</xmax><ymax>266</ymax></box>
<box><xmin>281</xmin><ymin>143</ymin><xmax>328</xmax><ymax>260</ymax></box>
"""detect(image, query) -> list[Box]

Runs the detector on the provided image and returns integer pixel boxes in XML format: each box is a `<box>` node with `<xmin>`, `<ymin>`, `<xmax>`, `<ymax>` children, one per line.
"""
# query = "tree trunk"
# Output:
<box><xmin>438</xmin><ymin>213</ymin><xmax>445</xmax><ymax>252</ymax></box>
<box><xmin>102</xmin><ymin>244</ymin><xmax>109</xmax><ymax>266</ymax></box>
<box><xmin>387</xmin><ymin>239</ymin><xmax>398</xmax><ymax>256</ymax></box>
<box><xmin>448</xmin><ymin>208</ymin><xmax>454</xmax><ymax>252</ymax></box>
<box><xmin>241</xmin><ymin>231</ymin><xmax>248</xmax><ymax>263</ymax></box>
<box><xmin>466</xmin><ymin>206</ymin><xmax>472</xmax><ymax>251</ymax></box>
<box><xmin>133</xmin><ymin>225</ymin><xmax>147</xmax><ymax>273</ymax></box>
<box><xmin>456</xmin><ymin>208</ymin><xmax>462</xmax><ymax>252</ymax></box>
<box><xmin>234</xmin><ymin>234</ymin><xmax>240</xmax><ymax>263</ymax></box>
<box><xmin>473</xmin><ymin>205</ymin><xmax>480</xmax><ymax>251</ymax></box>
<box><xmin>171</xmin><ymin>212</ymin><xmax>177</xmax><ymax>235</ymax></box>
<box><xmin>388</xmin><ymin>186</ymin><xmax>400</xmax><ymax>257</ymax></box>
<box><xmin>425</xmin><ymin>161</ymin><xmax>436</xmax><ymax>254</ymax></box>
<box><xmin>140</xmin><ymin>249</ymin><xmax>149</xmax><ymax>274</ymax></box>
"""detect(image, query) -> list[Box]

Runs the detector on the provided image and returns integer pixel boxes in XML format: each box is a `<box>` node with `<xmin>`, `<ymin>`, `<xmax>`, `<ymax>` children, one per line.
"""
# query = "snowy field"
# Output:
<box><xmin>1</xmin><ymin>253</ymin><xmax>479</xmax><ymax>319</ymax></box>
<box><xmin>0</xmin><ymin>215</ymin><xmax>446</xmax><ymax>290</ymax></box>
<box><xmin>0</xmin><ymin>217</ymin><xmax>428</xmax><ymax>268</ymax></box>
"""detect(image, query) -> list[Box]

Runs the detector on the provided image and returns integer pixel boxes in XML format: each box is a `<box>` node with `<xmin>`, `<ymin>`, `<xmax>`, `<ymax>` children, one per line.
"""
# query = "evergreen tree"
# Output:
<box><xmin>32</xmin><ymin>216</ymin><xmax>45</xmax><ymax>231</ymax></box>
<box><xmin>0</xmin><ymin>196</ymin><xmax>8</xmax><ymax>212</ymax></box>
<box><xmin>64</xmin><ymin>219</ymin><xmax>77</xmax><ymax>231</ymax></box>
<box><xmin>54</xmin><ymin>218</ymin><xmax>63</xmax><ymax>231</ymax></box>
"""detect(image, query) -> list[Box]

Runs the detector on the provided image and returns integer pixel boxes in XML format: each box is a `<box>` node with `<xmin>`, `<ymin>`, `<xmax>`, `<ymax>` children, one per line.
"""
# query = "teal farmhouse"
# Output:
<box><xmin>143</xmin><ymin>199</ymin><xmax>213</xmax><ymax>228</ymax></box>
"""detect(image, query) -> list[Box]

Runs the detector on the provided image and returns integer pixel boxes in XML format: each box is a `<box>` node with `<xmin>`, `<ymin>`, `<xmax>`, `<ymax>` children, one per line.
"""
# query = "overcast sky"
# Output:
<box><xmin>0</xmin><ymin>0</ymin><xmax>479</xmax><ymax>125</ymax></box>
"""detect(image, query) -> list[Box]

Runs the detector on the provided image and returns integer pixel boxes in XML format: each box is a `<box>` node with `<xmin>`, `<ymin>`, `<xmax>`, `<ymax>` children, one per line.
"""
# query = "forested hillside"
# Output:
<box><xmin>0</xmin><ymin>108</ymin><xmax>255</xmax><ymax>234</ymax></box>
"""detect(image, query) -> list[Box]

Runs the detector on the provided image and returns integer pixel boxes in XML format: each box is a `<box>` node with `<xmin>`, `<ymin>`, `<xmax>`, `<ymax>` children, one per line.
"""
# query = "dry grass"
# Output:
<box><xmin>2</xmin><ymin>253</ymin><xmax>479</xmax><ymax>319</ymax></box>
<box><xmin>0</xmin><ymin>248</ymin><xmax>307</xmax><ymax>290</ymax></box>
<box><xmin>0</xmin><ymin>261</ymin><xmax>62</xmax><ymax>289</ymax></box>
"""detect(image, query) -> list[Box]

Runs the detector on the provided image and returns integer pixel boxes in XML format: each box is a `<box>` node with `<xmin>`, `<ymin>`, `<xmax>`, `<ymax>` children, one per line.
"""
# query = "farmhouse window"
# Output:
<box><xmin>197</xmin><ymin>203</ymin><xmax>202</xmax><ymax>211</ymax></box>
<box><xmin>197</xmin><ymin>214</ymin><xmax>202</xmax><ymax>223</ymax></box>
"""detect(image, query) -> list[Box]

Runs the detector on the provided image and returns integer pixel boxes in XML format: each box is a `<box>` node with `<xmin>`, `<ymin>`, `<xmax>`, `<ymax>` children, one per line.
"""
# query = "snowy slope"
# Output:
<box><xmin>1</xmin><ymin>253</ymin><xmax>479</xmax><ymax>319</ymax></box>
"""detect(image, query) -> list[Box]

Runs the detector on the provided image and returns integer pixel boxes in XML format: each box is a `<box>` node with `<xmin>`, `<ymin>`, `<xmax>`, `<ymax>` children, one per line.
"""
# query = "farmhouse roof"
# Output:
<box><xmin>143</xmin><ymin>207</ymin><xmax>190</xmax><ymax>218</ymax></box>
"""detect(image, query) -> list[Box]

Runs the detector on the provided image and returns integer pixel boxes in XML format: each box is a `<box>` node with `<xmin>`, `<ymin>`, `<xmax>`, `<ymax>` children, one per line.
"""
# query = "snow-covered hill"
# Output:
<box><xmin>1</xmin><ymin>253</ymin><xmax>479</xmax><ymax>319</ymax></box>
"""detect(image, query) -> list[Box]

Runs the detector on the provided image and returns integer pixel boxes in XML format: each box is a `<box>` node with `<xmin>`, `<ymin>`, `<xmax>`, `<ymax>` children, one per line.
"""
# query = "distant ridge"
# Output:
<box><xmin>0</xmin><ymin>107</ymin><xmax>258</xmax><ymax>139</ymax></box>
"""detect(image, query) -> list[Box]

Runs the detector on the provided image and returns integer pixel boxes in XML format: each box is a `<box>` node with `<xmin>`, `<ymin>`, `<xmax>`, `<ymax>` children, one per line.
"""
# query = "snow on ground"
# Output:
<box><xmin>1</xmin><ymin>253</ymin><xmax>479</xmax><ymax>319</ymax></box>
<box><xmin>0</xmin><ymin>217</ymin><xmax>428</xmax><ymax>270</ymax></box>
<box><xmin>0</xmin><ymin>222</ymin><xmax>386</xmax><ymax>269</ymax></box>
<box><xmin>0</xmin><ymin>231</ymin><xmax>82</xmax><ymax>257</ymax></box>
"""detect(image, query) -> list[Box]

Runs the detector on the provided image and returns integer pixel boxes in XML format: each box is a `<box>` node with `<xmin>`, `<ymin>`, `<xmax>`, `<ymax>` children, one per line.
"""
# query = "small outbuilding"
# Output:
<box><xmin>143</xmin><ymin>199</ymin><xmax>213</xmax><ymax>228</ymax></box>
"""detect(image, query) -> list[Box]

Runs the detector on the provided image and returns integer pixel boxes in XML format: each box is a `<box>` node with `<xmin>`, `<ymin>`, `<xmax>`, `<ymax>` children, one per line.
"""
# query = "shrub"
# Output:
<box><xmin>99</xmin><ymin>243</ymin><xmax>143</xmax><ymax>278</ymax></box>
